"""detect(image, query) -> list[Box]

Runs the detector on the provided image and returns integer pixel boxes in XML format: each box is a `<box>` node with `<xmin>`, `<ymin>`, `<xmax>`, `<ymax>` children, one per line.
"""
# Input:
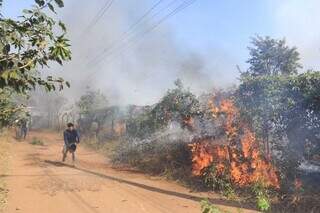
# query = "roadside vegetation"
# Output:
<box><xmin>0</xmin><ymin>1</ymin><xmax>70</xmax><ymax>210</ymax></box>
<box><xmin>1</xmin><ymin>1</ymin><xmax>320</xmax><ymax>212</ymax></box>
<box><xmin>30</xmin><ymin>137</ymin><xmax>44</xmax><ymax>146</ymax></box>
<box><xmin>77</xmin><ymin>36</ymin><xmax>320</xmax><ymax>212</ymax></box>
<box><xmin>0</xmin><ymin>131</ymin><xmax>11</xmax><ymax>212</ymax></box>
<box><xmin>0</xmin><ymin>0</ymin><xmax>71</xmax><ymax>129</ymax></box>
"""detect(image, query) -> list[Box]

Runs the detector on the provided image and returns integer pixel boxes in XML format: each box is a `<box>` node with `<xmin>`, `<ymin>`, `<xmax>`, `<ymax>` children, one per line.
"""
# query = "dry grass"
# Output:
<box><xmin>0</xmin><ymin>130</ymin><xmax>11</xmax><ymax>212</ymax></box>
<box><xmin>82</xmin><ymin>136</ymin><xmax>119</xmax><ymax>158</ymax></box>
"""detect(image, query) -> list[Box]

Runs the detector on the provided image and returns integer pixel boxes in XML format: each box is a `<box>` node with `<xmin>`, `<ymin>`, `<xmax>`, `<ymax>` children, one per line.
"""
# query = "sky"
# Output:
<box><xmin>2</xmin><ymin>0</ymin><xmax>320</xmax><ymax>105</ymax></box>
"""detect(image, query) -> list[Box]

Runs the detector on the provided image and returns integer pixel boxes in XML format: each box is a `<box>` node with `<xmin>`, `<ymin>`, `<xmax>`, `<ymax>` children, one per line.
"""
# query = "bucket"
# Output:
<box><xmin>69</xmin><ymin>144</ymin><xmax>77</xmax><ymax>152</ymax></box>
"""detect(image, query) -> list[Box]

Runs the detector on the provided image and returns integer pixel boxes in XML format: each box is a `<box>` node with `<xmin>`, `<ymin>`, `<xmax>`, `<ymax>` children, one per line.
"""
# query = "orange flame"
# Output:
<box><xmin>190</xmin><ymin>98</ymin><xmax>280</xmax><ymax>189</ymax></box>
<box><xmin>189</xmin><ymin>141</ymin><xmax>213</xmax><ymax>176</ymax></box>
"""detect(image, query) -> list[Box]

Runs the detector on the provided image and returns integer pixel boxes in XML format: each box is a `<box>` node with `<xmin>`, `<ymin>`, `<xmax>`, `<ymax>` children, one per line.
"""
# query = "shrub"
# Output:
<box><xmin>202</xmin><ymin>165</ymin><xmax>236</xmax><ymax>199</ymax></box>
<box><xmin>30</xmin><ymin>137</ymin><xmax>44</xmax><ymax>146</ymax></box>
<box><xmin>112</xmin><ymin>129</ymin><xmax>193</xmax><ymax>180</ymax></box>
<box><xmin>251</xmin><ymin>182</ymin><xmax>271</xmax><ymax>212</ymax></box>
<box><xmin>200</xmin><ymin>199</ymin><xmax>229</xmax><ymax>213</ymax></box>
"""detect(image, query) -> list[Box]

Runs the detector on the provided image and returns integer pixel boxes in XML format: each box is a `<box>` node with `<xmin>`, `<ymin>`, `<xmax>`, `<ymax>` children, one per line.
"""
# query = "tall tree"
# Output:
<box><xmin>77</xmin><ymin>89</ymin><xmax>109</xmax><ymax>135</ymax></box>
<box><xmin>238</xmin><ymin>36</ymin><xmax>302</xmax><ymax>158</ymax></box>
<box><xmin>243</xmin><ymin>35</ymin><xmax>302</xmax><ymax>77</ymax></box>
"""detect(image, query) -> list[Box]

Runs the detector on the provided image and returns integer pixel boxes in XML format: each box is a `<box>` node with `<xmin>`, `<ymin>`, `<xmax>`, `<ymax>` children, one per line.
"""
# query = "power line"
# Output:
<box><xmin>117</xmin><ymin>0</ymin><xmax>165</xmax><ymax>38</ymax></box>
<box><xmin>82</xmin><ymin>0</ymin><xmax>115</xmax><ymax>34</ymax></box>
<box><xmin>94</xmin><ymin>0</ymin><xmax>196</xmax><ymax>66</ymax></box>
<box><xmin>86</xmin><ymin>0</ymin><xmax>197</xmax><ymax>83</ymax></box>
<box><xmin>87</xmin><ymin>0</ymin><xmax>188</xmax><ymax>67</ymax></box>
<box><xmin>88</xmin><ymin>0</ymin><xmax>168</xmax><ymax>66</ymax></box>
<box><xmin>84</xmin><ymin>0</ymin><xmax>198</xmax><ymax>83</ymax></box>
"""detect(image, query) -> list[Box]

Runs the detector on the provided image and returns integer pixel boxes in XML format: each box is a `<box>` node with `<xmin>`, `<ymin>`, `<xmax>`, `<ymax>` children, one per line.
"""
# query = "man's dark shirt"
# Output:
<box><xmin>63</xmin><ymin>129</ymin><xmax>80</xmax><ymax>146</ymax></box>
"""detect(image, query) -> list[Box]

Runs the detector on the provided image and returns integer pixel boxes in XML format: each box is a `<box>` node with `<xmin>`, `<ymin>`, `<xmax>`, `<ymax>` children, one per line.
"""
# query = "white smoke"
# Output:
<box><xmin>48</xmin><ymin>0</ymin><xmax>233</xmax><ymax>106</ymax></box>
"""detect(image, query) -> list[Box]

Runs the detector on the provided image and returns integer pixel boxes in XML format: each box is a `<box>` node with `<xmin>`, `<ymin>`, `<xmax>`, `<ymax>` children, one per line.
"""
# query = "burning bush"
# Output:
<box><xmin>189</xmin><ymin>130</ymin><xmax>279</xmax><ymax>189</ymax></box>
<box><xmin>111</xmin><ymin>77</ymin><xmax>320</xmax><ymax>212</ymax></box>
<box><xmin>189</xmin><ymin>99</ymin><xmax>280</xmax><ymax>210</ymax></box>
<box><xmin>191</xmin><ymin>99</ymin><xmax>279</xmax><ymax>187</ymax></box>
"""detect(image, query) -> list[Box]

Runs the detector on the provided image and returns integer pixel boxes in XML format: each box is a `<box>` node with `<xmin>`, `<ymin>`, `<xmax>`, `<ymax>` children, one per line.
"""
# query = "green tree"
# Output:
<box><xmin>77</xmin><ymin>89</ymin><xmax>109</xmax><ymax>135</ymax></box>
<box><xmin>243</xmin><ymin>35</ymin><xmax>301</xmax><ymax>77</ymax></box>
<box><xmin>238</xmin><ymin>36</ymin><xmax>302</xmax><ymax>158</ymax></box>
<box><xmin>0</xmin><ymin>0</ymin><xmax>71</xmax><ymax>93</ymax></box>
<box><xmin>236</xmin><ymin>71</ymin><xmax>320</xmax><ymax>187</ymax></box>
<box><xmin>0</xmin><ymin>0</ymin><xmax>71</xmax><ymax>127</ymax></box>
<box><xmin>127</xmin><ymin>79</ymin><xmax>200</xmax><ymax>138</ymax></box>
<box><xmin>236</xmin><ymin>36</ymin><xmax>320</xmax><ymax>188</ymax></box>
<box><xmin>0</xmin><ymin>88</ymin><xmax>27</xmax><ymax>127</ymax></box>
<box><xmin>77</xmin><ymin>89</ymin><xmax>108</xmax><ymax>116</ymax></box>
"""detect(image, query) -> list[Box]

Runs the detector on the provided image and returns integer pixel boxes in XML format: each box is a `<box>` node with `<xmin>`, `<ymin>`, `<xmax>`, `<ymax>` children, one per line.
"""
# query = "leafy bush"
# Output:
<box><xmin>112</xmin><ymin>129</ymin><xmax>193</xmax><ymax>180</ymax></box>
<box><xmin>236</xmin><ymin>72</ymin><xmax>320</xmax><ymax>189</ymax></box>
<box><xmin>251</xmin><ymin>182</ymin><xmax>271</xmax><ymax>212</ymax></box>
<box><xmin>200</xmin><ymin>199</ymin><xmax>229</xmax><ymax>213</ymax></box>
<box><xmin>126</xmin><ymin>79</ymin><xmax>201</xmax><ymax>139</ymax></box>
<box><xmin>0</xmin><ymin>0</ymin><xmax>71</xmax><ymax>128</ymax></box>
<box><xmin>203</xmin><ymin>166</ymin><xmax>236</xmax><ymax>199</ymax></box>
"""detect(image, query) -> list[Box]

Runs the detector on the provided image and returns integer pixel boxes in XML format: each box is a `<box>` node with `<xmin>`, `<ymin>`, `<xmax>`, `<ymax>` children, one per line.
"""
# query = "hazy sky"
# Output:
<box><xmin>3</xmin><ymin>0</ymin><xmax>320</xmax><ymax>105</ymax></box>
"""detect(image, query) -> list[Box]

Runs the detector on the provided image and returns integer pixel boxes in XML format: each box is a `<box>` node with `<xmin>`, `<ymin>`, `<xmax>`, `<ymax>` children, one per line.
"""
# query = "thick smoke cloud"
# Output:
<box><xmin>48</xmin><ymin>0</ymin><xmax>235</xmax><ymax>106</ymax></box>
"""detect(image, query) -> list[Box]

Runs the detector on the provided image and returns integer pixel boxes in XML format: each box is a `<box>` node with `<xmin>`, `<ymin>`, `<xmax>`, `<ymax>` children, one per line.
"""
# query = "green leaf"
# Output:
<box><xmin>1</xmin><ymin>71</ymin><xmax>9</xmax><ymax>84</ymax></box>
<box><xmin>65</xmin><ymin>81</ymin><xmax>70</xmax><ymax>88</ymax></box>
<box><xmin>3</xmin><ymin>44</ymin><xmax>10</xmax><ymax>54</ymax></box>
<box><xmin>9</xmin><ymin>71</ymin><xmax>19</xmax><ymax>80</ymax></box>
<box><xmin>47</xmin><ymin>3</ymin><xmax>56</xmax><ymax>13</ymax></box>
<box><xmin>58</xmin><ymin>21</ymin><xmax>66</xmax><ymax>32</ymax></box>
<box><xmin>54</xmin><ymin>0</ymin><xmax>64</xmax><ymax>7</ymax></box>
<box><xmin>35</xmin><ymin>0</ymin><xmax>45</xmax><ymax>7</ymax></box>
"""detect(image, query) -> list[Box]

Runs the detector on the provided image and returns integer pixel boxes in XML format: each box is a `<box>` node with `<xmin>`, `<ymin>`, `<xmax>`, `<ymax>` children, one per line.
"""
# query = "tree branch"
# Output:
<box><xmin>1</xmin><ymin>59</ymin><xmax>34</xmax><ymax>74</ymax></box>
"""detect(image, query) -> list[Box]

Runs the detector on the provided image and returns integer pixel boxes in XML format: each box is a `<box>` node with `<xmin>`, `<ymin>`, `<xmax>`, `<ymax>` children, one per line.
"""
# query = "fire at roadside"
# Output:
<box><xmin>189</xmin><ymin>99</ymin><xmax>279</xmax><ymax>189</ymax></box>
<box><xmin>25</xmin><ymin>77</ymin><xmax>320</xmax><ymax>212</ymax></box>
<box><xmin>111</xmin><ymin>86</ymin><xmax>320</xmax><ymax>212</ymax></box>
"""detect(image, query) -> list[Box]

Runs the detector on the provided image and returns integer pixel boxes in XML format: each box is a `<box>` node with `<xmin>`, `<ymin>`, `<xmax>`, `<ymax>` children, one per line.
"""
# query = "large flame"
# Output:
<box><xmin>190</xmin><ymin>99</ymin><xmax>279</xmax><ymax>189</ymax></box>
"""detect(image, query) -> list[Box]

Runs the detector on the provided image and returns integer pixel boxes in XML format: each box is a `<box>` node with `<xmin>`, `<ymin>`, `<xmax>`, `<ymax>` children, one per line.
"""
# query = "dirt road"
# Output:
<box><xmin>3</xmin><ymin>131</ymin><xmax>258</xmax><ymax>213</ymax></box>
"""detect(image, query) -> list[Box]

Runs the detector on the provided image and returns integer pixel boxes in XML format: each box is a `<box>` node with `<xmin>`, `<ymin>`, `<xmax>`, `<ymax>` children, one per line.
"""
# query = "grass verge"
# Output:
<box><xmin>81</xmin><ymin>136</ymin><xmax>118</xmax><ymax>158</ymax></box>
<box><xmin>29</xmin><ymin>137</ymin><xmax>44</xmax><ymax>146</ymax></box>
<box><xmin>0</xmin><ymin>130</ymin><xmax>11</xmax><ymax>212</ymax></box>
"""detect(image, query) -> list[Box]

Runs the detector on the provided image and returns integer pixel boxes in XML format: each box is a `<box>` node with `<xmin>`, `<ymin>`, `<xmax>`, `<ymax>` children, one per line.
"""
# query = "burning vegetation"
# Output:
<box><xmin>4</xmin><ymin>14</ymin><xmax>320</xmax><ymax>211</ymax></box>
<box><xmin>190</xmin><ymin>99</ymin><xmax>279</xmax><ymax>189</ymax></box>
<box><xmin>109</xmin><ymin>76</ymin><xmax>320</xmax><ymax>212</ymax></box>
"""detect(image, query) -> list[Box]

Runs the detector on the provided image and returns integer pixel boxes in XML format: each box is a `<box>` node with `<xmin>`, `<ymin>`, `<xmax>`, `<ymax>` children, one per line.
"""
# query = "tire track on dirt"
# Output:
<box><xmin>41</xmin><ymin>168</ymin><xmax>100</xmax><ymax>213</ymax></box>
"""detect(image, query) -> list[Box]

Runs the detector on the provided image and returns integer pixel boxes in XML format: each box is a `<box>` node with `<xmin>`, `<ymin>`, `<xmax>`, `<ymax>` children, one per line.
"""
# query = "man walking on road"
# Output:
<box><xmin>62</xmin><ymin>123</ymin><xmax>80</xmax><ymax>163</ymax></box>
<box><xmin>20</xmin><ymin>118</ymin><xmax>29</xmax><ymax>140</ymax></box>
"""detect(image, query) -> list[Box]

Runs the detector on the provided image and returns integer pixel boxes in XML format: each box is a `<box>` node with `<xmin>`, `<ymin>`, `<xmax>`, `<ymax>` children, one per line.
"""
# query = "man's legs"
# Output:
<box><xmin>62</xmin><ymin>145</ymin><xmax>67</xmax><ymax>162</ymax></box>
<box><xmin>22</xmin><ymin>129</ymin><xmax>27</xmax><ymax>139</ymax></box>
<box><xmin>72</xmin><ymin>151</ymin><xmax>75</xmax><ymax>162</ymax></box>
<box><xmin>19</xmin><ymin>127</ymin><xmax>24</xmax><ymax>140</ymax></box>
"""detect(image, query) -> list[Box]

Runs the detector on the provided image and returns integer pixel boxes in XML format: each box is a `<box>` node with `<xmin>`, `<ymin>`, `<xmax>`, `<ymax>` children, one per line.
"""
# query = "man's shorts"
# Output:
<box><xmin>62</xmin><ymin>144</ymin><xmax>77</xmax><ymax>154</ymax></box>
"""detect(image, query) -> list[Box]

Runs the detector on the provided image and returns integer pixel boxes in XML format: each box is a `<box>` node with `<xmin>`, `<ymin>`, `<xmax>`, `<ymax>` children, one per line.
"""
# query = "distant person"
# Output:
<box><xmin>62</xmin><ymin>123</ymin><xmax>80</xmax><ymax>163</ymax></box>
<box><xmin>19</xmin><ymin>118</ymin><xmax>29</xmax><ymax>140</ymax></box>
